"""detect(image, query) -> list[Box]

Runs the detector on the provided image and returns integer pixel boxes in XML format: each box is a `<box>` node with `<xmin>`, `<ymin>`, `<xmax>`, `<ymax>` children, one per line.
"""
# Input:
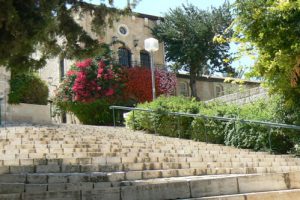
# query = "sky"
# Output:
<box><xmin>90</xmin><ymin>0</ymin><xmax>233</xmax><ymax>16</ymax></box>
<box><xmin>117</xmin><ymin>0</ymin><xmax>231</xmax><ymax>16</ymax></box>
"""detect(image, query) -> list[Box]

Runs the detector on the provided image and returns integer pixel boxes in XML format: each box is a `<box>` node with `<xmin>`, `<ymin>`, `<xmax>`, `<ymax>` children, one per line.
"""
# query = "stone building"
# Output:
<box><xmin>39</xmin><ymin>12</ymin><xmax>165</xmax><ymax>97</ymax></box>
<box><xmin>176</xmin><ymin>74</ymin><xmax>260</xmax><ymax>101</ymax></box>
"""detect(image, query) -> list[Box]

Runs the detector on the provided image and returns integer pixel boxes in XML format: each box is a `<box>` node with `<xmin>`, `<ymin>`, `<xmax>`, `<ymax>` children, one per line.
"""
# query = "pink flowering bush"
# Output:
<box><xmin>54</xmin><ymin>56</ymin><xmax>177</xmax><ymax>125</ymax></box>
<box><xmin>55</xmin><ymin>58</ymin><xmax>123</xmax><ymax>104</ymax></box>
<box><xmin>54</xmin><ymin>57</ymin><xmax>125</xmax><ymax>125</ymax></box>
<box><xmin>155</xmin><ymin>69</ymin><xmax>177</xmax><ymax>95</ymax></box>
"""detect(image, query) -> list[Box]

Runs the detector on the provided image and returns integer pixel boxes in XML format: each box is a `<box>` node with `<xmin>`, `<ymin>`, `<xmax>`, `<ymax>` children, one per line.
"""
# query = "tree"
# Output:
<box><xmin>153</xmin><ymin>3</ymin><xmax>234</xmax><ymax>99</ymax></box>
<box><xmin>233</xmin><ymin>0</ymin><xmax>300</xmax><ymax>106</ymax></box>
<box><xmin>0</xmin><ymin>0</ymin><xmax>140</xmax><ymax>72</ymax></box>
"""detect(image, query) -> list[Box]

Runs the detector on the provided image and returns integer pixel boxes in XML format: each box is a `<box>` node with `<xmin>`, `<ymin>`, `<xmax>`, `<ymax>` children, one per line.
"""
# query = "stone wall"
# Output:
<box><xmin>205</xmin><ymin>87</ymin><xmax>268</xmax><ymax>105</ymax></box>
<box><xmin>176</xmin><ymin>75</ymin><xmax>260</xmax><ymax>101</ymax></box>
<box><xmin>0</xmin><ymin>67</ymin><xmax>10</xmax><ymax>125</ymax></box>
<box><xmin>6</xmin><ymin>103</ymin><xmax>51</xmax><ymax>124</ymax></box>
<box><xmin>0</xmin><ymin>67</ymin><xmax>52</xmax><ymax>125</ymax></box>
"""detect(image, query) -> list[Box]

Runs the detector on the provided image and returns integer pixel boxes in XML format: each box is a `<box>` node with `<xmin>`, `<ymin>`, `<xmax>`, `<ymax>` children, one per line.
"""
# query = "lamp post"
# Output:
<box><xmin>144</xmin><ymin>38</ymin><xmax>159</xmax><ymax>100</ymax></box>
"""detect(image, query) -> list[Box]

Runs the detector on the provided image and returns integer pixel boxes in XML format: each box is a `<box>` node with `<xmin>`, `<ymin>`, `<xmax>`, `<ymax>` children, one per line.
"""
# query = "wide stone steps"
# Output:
<box><xmin>0</xmin><ymin>125</ymin><xmax>300</xmax><ymax>199</ymax></box>
<box><xmin>0</xmin><ymin>172</ymin><xmax>299</xmax><ymax>199</ymax></box>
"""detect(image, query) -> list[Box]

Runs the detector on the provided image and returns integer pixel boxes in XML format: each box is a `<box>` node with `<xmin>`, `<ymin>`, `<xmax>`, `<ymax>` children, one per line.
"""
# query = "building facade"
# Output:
<box><xmin>39</xmin><ymin>12</ymin><xmax>165</xmax><ymax>97</ymax></box>
<box><xmin>176</xmin><ymin>74</ymin><xmax>260</xmax><ymax>101</ymax></box>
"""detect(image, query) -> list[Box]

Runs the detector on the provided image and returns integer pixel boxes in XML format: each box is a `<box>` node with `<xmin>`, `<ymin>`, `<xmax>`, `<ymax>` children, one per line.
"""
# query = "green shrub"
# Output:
<box><xmin>9</xmin><ymin>72</ymin><xmax>49</xmax><ymax>105</ymax></box>
<box><xmin>125</xmin><ymin>95</ymin><xmax>300</xmax><ymax>154</ymax></box>
<box><xmin>126</xmin><ymin>96</ymin><xmax>200</xmax><ymax>138</ymax></box>
<box><xmin>58</xmin><ymin>99</ymin><xmax>113</xmax><ymax>125</ymax></box>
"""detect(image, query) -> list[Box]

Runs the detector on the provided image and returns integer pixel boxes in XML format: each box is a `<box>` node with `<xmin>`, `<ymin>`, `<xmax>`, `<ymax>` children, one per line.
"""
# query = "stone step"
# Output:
<box><xmin>0</xmin><ymin>164</ymin><xmax>299</xmax><ymax>184</ymax></box>
<box><xmin>0</xmin><ymin>172</ymin><xmax>299</xmax><ymax>199</ymax></box>
<box><xmin>191</xmin><ymin>189</ymin><xmax>300</xmax><ymax>200</ymax></box>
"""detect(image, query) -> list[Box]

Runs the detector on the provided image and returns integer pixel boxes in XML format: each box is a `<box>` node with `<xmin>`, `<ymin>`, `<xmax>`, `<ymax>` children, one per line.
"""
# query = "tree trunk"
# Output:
<box><xmin>189</xmin><ymin>67</ymin><xmax>199</xmax><ymax>100</ymax></box>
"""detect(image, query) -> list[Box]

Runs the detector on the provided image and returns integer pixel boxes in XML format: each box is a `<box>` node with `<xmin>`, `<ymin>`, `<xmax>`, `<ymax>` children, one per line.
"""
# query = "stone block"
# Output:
<box><xmin>289</xmin><ymin>171</ymin><xmax>300</xmax><ymax>189</ymax></box>
<box><xmin>106</xmin><ymin>157</ymin><xmax>121</xmax><ymax>164</ymax></box>
<box><xmin>3</xmin><ymin>159</ymin><xmax>19</xmax><ymax>166</ymax></box>
<box><xmin>22</xmin><ymin>191</ymin><xmax>81</xmax><ymax>200</ymax></box>
<box><xmin>10</xmin><ymin>166</ymin><xmax>34</xmax><ymax>174</ymax></box>
<box><xmin>99</xmin><ymin>164</ymin><xmax>122</xmax><ymax>172</ymax></box>
<box><xmin>125</xmin><ymin>171</ymin><xmax>142</xmax><ymax>180</ymax></box>
<box><xmin>36</xmin><ymin>165</ymin><xmax>60</xmax><ymax>173</ymax></box>
<box><xmin>177</xmin><ymin>168</ymin><xmax>195</xmax><ymax>177</ymax></box>
<box><xmin>0</xmin><ymin>174</ymin><xmax>26</xmax><ymax>183</ymax></box>
<box><xmin>161</xmin><ymin>169</ymin><xmax>178</xmax><ymax>178</ymax></box>
<box><xmin>107</xmin><ymin>172</ymin><xmax>125</xmax><ymax>182</ymax></box>
<box><xmin>82</xmin><ymin>188</ymin><xmax>120</xmax><ymax>200</ymax></box>
<box><xmin>121</xmin><ymin>181</ymin><xmax>190</xmax><ymax>200</ymax></box>
<box><xmin>61</xmin><ymin>165</ymin><xmax>80</xmax><ymax>173</ymax></box>
<box><xmin>48</xmin><ymin>183</ymin><xmax>66</xmax><ymax>192</ymax></box>
<box><xmin>48</xmin><ymin>174</ymin><xmax>68</xmax><ymax>183</ymax></box>
<box><xmin>25</xmin><ymin>184</ymin><xmax>47</xmax><ymax>193</ymax></box>
<box><xmin>121</xmin><ymin>157</ymin><xmax>136</xmax><ymax>163</ymax></box>
<box><xmin>68</xmin><ymin>174</ymin><xmax>89</xmax><ymax>183</ymax></box>
<box><xmin>19</xmin><ymin>159</ymin><xmax>34</xmax><ymax>166</ymax></box>
<box><xmin>80</xmin><ymin>164</ymin><xmax>99</xmax><ymax>172</ymax></box>
<box><xmin>238</xmin><ymin>173</ymin><xmax>288</xmax><ymax>193</ymax></box>
<box><xmin>190</xmin><ymin>177</ymin><xmax>238</xmax><ymax>198</ymax></box>
<box><xmin>123</xmin><ymin>163</ymin><xmax>143</xmax><ymax>171</ymax></box>
<box><xmin>94</xmin><ymin>182</ymin><xmax>112</xmax><ymax>189</ymax></box>
<box><xmin>91</xmin><ymin>157</ymin><xmax>106</xmax><ymax>165</ymax></box>
<box><xmin>0</xmin><ymin>193</ymin><xmax>21</xmax><ymax>200</ymax></box>
<box><xmin>27</xmin><ymin>174</ymin><xmax>47</xmax><ymax>184</ymax></box>
<box><xmin>0</xmin><ymin>183</ymin><xmax>24</xmax><ymax>194</ymax></box>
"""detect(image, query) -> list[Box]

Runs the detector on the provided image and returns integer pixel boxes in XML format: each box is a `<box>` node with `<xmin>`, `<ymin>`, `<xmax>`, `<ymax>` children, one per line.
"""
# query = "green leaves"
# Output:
<box><xmin>152</xmin><ymin>3</ymin><xmax>234</xmax><ymax>98</ymax></box>
<box><xmin>233</xmin><ymin>0</ymin><xmax>300</xmax><ymax>105</ymax></box>
<box><xmin>0</xmin><ymin>0</ymin><xmax>131</xmax><ymax>71</ymax></box>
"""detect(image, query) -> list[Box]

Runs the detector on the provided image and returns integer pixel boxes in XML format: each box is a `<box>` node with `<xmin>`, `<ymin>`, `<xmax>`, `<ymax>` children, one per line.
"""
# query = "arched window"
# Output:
<box><xmin>140</xmin><ymin>50</ymin><xmax>150</xmax><ymax>68</ymax></box>
<box><xmin>179</xmin><ymin>82</ymin><xmax>189</xmax><ymax>97</ymax></box>
<box><xmin>118</xmin><ymin>48</ymin><xmax>132</xmax><ymax>67</ymax></box>
<box><xmin>216</xmin><ymin>84</ymin><xmax>224</xmax><ymax>97</ymax></box>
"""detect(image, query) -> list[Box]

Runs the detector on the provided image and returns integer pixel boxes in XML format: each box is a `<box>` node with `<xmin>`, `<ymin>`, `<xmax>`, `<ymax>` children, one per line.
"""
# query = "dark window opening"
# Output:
<box><xmin>118</xmin><ymin>48</ymin><xmax>132</xmax><ymax>67</ymax></box>
<box><xmin>140</xmin><ymin>50</ymin><xmax>150</xmax><ymax>68</ymax></box>
<box><xmin>59</xmin><ymin>58</ymin><xmax>64</xmax><ymax>82</ymax></box>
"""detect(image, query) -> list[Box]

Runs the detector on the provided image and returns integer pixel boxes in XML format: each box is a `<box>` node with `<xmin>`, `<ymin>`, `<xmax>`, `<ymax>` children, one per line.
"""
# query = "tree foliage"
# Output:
<box><xmin>233</xmin><ymin>0</ymin><xmax>300</xmax><ymax>106</ymax></box>
<box><xmin>0</xmin><ymin>0</ymin><xmax>139</xmax><ymax>72</ymax></box>
<box><xmin>8</xmin><ymin>72</ymin><xmax>49</xmax><ymax>105</ymax></box>
<box><xmin>153</xmin><ymin>3</ymin><xmax>234</xmax><ymax>99</ymax></box>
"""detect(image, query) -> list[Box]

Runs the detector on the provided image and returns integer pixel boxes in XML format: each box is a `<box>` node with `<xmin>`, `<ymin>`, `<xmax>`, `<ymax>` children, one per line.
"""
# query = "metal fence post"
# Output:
<box><xmin>177</xmin><ymin>115</ymin><xmax>180</xmax><ymax>138</ymax></box>
<box><xmin>204</xmin><ymin>118</ymin><xmax>208</xmax><ymax>143</ymax></box>
<box><xmin>112</xmin><ymin>108</ymin><xmax>116</xmax><ymax>127</ymax></box>
<box><xmin>132</xmin><ymin>110</ymin><xmax>135</xmax><ymax>130</ymax></box>
<box><xmin>154</xmin><ymin>112</ymin><xmax>157</xmax><ymax>135</ymax></box>
<box><xmin>268</xmin><ymin>127</ymin><xmax>272</xmax><ymax>152</ymax></box>
<box><xmin>0</xmin><ymin>98</ymin><xmax>2</xmax><ymax>126</ymax></box>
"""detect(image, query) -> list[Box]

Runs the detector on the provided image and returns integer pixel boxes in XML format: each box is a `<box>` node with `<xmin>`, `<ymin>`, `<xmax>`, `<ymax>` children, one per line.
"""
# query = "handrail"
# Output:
<box><xmin>109</xmin><ymin>105</ymin><xmax>300</xmax><ymax>131</ymax></box>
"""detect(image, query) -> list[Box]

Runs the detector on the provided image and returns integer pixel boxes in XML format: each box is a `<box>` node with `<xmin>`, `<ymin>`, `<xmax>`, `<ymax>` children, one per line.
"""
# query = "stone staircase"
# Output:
<box><xmin>0</xmin><ymin>125</ymin><xmax>300</xmax><ymax>199</ymax></box>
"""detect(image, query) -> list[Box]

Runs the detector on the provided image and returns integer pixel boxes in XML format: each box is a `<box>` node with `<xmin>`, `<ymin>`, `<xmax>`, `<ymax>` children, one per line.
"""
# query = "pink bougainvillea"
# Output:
<box><xmin>55</xmin><ymin>58</ymin><xmax>124</xmax><ymax>103</ymax></box>
<box><xmin>55</xmin><ymin>57</ymin><xmax>177</xmax><ymax>104</ymax></box>
<box><xmin>155</xmin><ymin>69</ymin><xmax>177</xmax><ymax>95</ymax></box>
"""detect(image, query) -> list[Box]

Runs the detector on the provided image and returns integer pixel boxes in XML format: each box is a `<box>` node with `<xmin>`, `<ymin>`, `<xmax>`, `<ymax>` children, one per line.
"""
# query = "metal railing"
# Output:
<box><xmin>0</xmin><ymin>98</ymin><xmax>2</xmax><ymax>126</ymax></box>
<box><xmin>110</xmin><ymin>105</ymin><xmax>300</xmax><ymax>152</ymax></box>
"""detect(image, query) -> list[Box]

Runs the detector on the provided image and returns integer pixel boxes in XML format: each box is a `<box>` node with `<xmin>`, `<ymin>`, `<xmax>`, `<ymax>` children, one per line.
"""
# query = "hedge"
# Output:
<box><xmin>9</xmin><ymin>72</ymin><xmax>49</xmax><ymax>105</ymax></box>
<box><xmin>125</xmin><ymin>95</ymin><xmax>300</xmax><ymax>154</ymax></box>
